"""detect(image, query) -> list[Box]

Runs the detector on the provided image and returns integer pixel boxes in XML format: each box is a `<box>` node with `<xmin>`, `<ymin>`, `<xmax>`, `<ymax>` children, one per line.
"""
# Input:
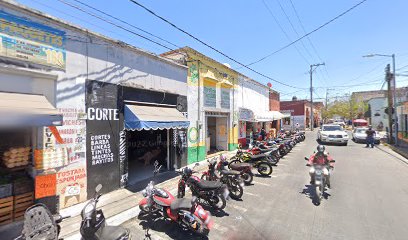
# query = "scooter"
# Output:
<box><xmin>80</xmin><ymin>184</ymin><xmax>131</xmax><ymax>240</ymax></box>
<box><xmin>139</xmin><ymin>162</ymin><xmax>213</xmax><ymax>236</ymax></box>
<box><xmin>201</xmin><ymin>157</ymin><xmax>244</xmax><ymax>200</ymax></box>
<box><xmin>17</xmin><ymin>185</ymin><xmax>130</xmax><ymax>240</ymax></box>
<box><xmin>15</xmin><ymin>204</ymin><xmax>70</xmax><ymax>240</ymax></box>
<box><xmin>177</xmin><ymin>165</ymin><xmax>230</xmax><ymax>210</ymax></box>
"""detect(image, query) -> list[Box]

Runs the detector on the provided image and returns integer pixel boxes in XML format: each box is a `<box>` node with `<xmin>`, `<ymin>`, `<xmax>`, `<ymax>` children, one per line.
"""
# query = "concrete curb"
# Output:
<box><xmin>376</xmin><ymin>144</ymin><xmax>408</xmax><ymax>165</ymax></box>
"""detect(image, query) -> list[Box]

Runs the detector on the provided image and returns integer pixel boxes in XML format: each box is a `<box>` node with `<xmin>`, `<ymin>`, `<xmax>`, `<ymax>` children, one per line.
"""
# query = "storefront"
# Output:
<box><xmin>238</xmin><ymin>108</ymin><xmax>255</xmax><ymax>147</ymax></box>
<box><xmin>0</xmin><ymin>92</ymin><xmax>63</xmax><ymax>225</ymax></box>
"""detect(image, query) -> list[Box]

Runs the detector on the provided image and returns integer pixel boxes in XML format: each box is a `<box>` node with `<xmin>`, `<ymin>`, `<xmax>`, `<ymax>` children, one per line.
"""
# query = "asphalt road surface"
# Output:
<box><xmin>122</xmin><ymin>131</ymin><xmax>408</xmax><ymax>240</ymax></box>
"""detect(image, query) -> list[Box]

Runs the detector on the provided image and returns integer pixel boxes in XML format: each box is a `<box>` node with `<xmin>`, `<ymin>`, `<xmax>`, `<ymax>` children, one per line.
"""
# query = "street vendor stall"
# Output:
<box><xmin>0</xmin><ymin>92</ymin><xmax>62</xmax><ymax>226</ymax></box>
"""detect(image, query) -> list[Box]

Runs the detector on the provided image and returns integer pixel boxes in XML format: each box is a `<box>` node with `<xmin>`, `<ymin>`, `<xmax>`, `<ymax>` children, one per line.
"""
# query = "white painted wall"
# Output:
<box><xmin>237</xmin><ymin>75</ymin><xmax>269</xmax><ymax>116</ymax></box>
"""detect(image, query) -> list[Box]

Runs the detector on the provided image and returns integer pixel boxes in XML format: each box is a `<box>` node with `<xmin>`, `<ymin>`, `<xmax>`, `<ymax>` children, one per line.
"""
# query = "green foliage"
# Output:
<box><xmin>323</xmin><ymin>95</ymin><xmax>368</xmax><ymax>119</ymax></box>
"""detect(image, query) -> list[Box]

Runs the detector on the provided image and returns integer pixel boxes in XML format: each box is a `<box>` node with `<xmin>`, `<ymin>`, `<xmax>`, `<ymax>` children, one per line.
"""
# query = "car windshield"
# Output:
<box><xmin>322</xmin><ymin>126</ymin><xmax>342</xmax><ymax>131</ymax></box>
<box><xmin>356</xmin><ymin>129</ymin><xmax>367</xmax><ymax>133</ymax></box>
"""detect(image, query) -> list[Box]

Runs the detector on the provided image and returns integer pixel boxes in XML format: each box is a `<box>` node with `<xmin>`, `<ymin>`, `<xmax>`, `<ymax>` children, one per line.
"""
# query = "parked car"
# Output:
<box><xmin>317</xmin><ymin>124</ymin><xmax>349</xmax><ymax>146</ymax></box>
<box><xmin>352</xmin><ymin>127</ymin><xmax>381</xmax><ymax>144</ymax></box>
<box><xmin>333</xmin><ymin>121</ymin><xmax>346</xmax><ymax>127</ymax></box>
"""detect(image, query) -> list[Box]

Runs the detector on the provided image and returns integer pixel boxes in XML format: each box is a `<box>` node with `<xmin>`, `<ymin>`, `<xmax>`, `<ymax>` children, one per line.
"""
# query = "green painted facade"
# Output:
<box><xmin>187</xmin><ymin>146</ymin><xmax>206</xmax><ymax>164</ymax></box>
<box><xmin>228</xmin><ymin>143</ymin><xmax>238</xmax><ymax>151</ymax></box>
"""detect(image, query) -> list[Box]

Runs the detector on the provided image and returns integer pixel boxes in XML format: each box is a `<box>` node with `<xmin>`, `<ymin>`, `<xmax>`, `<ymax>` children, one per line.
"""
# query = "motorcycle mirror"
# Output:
<box><xmin>304</xmin><ymin>157</ymin><xmax>309</xmax><ymax>161</ymax></box>
<box><xmin>95</xmin><ymin>184</ymin><xmax>102</xmax><ymax>193</ymax></box>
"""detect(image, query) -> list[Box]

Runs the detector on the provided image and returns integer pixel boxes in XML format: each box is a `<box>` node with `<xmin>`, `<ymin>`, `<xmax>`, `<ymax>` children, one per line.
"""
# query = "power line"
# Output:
<box><xmin>244</xmin><ymin>0</ymin><xmax>369</xmax><ymax>67</ymax></box>
<box><xmin>70</xmin><ymin>0</ymin><xmax>180</xmax><ymax>49</ymax></box>
<box><xmin>128</xmin><ymin>0</ymin><xmax>305</xmax><ymax>89</ymax></box>
<box><xmin>56</xmin><ymin>0</ymin><xmax>174</xmax><ymax>51</ymax></box>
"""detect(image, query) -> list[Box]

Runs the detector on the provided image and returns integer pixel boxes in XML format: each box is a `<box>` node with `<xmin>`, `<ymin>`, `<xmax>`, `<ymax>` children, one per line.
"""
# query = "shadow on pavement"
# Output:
<box><xmin>125</xmin><ymin>171</ymin><xmax>179</xmax><ymax>193</ymax></box>
<box><xmin>138</xmin><ymin>212</ymin><xmax>209</xmax><ymax>240</ymax></box>
<box><xmin>300</xmin><ymin>184</ymin><xmax>331</xmax><ymax>206</ymax></box>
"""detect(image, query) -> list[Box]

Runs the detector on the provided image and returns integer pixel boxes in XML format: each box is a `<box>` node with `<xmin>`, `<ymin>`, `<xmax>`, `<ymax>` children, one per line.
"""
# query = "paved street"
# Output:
<box><xmin>122</xmin><ymin>131</ymin><xmax>408</xmax><ymax>240</ymax></box>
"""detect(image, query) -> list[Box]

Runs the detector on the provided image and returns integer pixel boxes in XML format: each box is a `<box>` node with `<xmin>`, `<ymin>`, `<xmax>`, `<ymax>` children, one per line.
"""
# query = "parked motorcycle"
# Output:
<box><xmin>16</xmin><ymin>204</ymin><xmax>70</xmax><ymax>240</ymax></box>
<box><xmin>305</xmin><ymin>157</ymin><xmax>335</xmax><ymax>204</ymax></box>
<box><xmin>139</xmin><ymin>162</ymin><xmax>213</xmax><ymax>236</ymax></box>
<box><xmin>80</xmin><ymin>184</ymin><xmax>131</xmax><ymax>240</ymax></box>
<box><xmin>219</xmin><ymin>155</ymin><xmax>254</xmax><ymax>185</ymax></box>
<box><xmin>201</xmin><ymin>157</ymin><xmax>244</xmax><ymax>200</ymax></box>
<box><xmin>178</xmin><ymin>165</ymin><xmax>229</xmax><ymax>210</ymax></box>
<box><xmin>229</xmin><ymin>146</ymin><xmax>273</xmax><ymax>176</ymax></box>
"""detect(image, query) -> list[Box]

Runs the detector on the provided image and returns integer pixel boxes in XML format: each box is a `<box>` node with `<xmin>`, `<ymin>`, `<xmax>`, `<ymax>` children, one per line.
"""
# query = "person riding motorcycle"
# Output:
<box><xmin>308</xmin><ymin>145</ymin><xmax>334</xmax><ymax>188</ymax></box>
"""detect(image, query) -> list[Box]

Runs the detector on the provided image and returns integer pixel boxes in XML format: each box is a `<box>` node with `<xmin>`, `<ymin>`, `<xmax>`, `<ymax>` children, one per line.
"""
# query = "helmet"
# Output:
<box><xmin>317</xmin><ymin>145</ymin><xmax>325</xmax><ymax>153</ymax></box>
<box><xmin>182</xmin><ymin>167</ymin><xmax>192</xmax><ymax>176</ymax></box>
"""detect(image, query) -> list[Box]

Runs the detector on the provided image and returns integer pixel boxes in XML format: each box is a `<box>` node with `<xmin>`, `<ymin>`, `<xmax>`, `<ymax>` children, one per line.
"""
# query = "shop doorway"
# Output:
<box><xmin>127</xmin><ymin>129</ymin><xmax>169</xmax><ymax>185</ymax></box>
<box><xmin>206</xmin><ymin>116</ymin><xmax>228</xmax><ymax>154</ymax></box>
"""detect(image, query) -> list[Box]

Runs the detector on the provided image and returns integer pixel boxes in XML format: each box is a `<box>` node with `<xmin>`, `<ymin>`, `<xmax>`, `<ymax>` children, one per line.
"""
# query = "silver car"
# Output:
<box><xmin>352</xmin><ymin>127</ymin><xmax>381</xmax><ymax>144</ymax></box>
<box><xmin>318</xmin><ymin>124</ymin><xmax>349</xmax><ymax>146</ymax></box>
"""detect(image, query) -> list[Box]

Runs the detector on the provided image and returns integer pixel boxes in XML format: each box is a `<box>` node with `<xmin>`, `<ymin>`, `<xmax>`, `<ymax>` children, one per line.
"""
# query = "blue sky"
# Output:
<box><xmin>16</xmin><ymin>0</ymin><xmax>408</xmax><ymax>101</ymax></box>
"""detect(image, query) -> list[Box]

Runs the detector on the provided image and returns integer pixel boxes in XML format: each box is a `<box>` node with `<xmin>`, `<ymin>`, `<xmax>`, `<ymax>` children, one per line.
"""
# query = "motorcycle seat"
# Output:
<box><xmin>170</xmin><ymin>198</ymin><xmax>193</xmax><ymax>212</ymax></box>
<box><xmin>221</xmin><ymin>170</ymin><xmax>241</xmax><ymax>175</ymax></box>
<box><xmin>97</xmin><ymin>226</ymin><xmax>129</xmax><ymax>240</ymax></box>
<box><xmin>197</xmin><ymin>180</ymin><xmax>222</xmax><ymax>190</ymax></box>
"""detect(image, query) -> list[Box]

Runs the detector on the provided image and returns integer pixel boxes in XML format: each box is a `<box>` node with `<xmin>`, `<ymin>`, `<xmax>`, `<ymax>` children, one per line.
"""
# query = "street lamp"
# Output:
<box><xmin>363</xmin><ymin>53</ymin><xmax>397</xmax><ymax>145</ymax></box>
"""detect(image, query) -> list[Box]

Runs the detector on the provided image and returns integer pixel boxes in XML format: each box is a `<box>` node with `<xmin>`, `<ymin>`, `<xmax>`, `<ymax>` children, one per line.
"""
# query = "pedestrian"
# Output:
<box><xmin>260</xmin><ymin>128</ymin><xmax>266</xmax><ymax>141</ymax></box>
<box><xmin>295</xmin><ymin>123</ymin><xmax>300</xmax><ymax>132</ymax></box>
<box><xmin>365</xmin><ymin>125</ymin><xmax>376</xmax><ymax>148</ymax></box>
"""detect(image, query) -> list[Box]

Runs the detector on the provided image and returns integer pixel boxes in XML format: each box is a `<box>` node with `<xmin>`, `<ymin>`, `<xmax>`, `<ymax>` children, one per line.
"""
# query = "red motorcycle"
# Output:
<box><xmin>139</xmin><ymin>163</ymin><xmax>213</xmax><ymax>236</ymax></box>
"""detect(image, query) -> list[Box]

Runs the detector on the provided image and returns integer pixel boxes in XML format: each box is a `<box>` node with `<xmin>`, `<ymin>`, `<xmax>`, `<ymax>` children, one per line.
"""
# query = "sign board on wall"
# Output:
<box><xmin>0</xmin><ymin>11</ymin><xmax>66</xmax><ymax>69</ymax></box>
<box><xmin>35</xmin><ymin>174</ymin><xmax>57</xmax><ymax>199</ymax></box>
<box><xmin>221</xmin><ymin>89</ymin><xmax>230</xmax><ymax>109</ymax></box>
<box><xmin>86</xmin><ymin>80</ymin><xmax>120</xmax><ymax>195</ymax></box>
<box><xmin>204</xmin><ymin>86</ymin><xmax>216</xmax><ymax>107</ymax></box>
<box><xmin>56</xmin><ymin>165</ymin><xmax>87</xmax><ymax>208</ymax></box>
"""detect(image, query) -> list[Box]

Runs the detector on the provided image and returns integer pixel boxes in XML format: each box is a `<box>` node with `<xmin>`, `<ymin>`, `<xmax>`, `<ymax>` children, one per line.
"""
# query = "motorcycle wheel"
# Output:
<box><xmin>242</xmin><ymin>172</ymin><xmax>253</xmax><ymax>185</ymax></box>
<box><xmin>228</xmin><ymin>180</ymin><xmax>244</xmax><ymax>200</ymax></box>
<box><xmin>228</xmin><ymin>159</ymin><xmax>242</xmax><ymax>168</ymax></box>
<box><xmin>257</xmin><ymin>162</ymin><xmax>273</xmax><ymax>176</ymax></box>
<box><xmin>209</xmin><ymin>195</ymin><xmax>226</xmax><ymax>210</ymax></box>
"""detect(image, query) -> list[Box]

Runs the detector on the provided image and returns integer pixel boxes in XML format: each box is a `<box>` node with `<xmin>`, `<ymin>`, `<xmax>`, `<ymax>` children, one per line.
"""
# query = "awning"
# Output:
<box><xmin>0</xmin><ymin>92</ymin><xmax>63</xmax><ymax>127</ymax></box>
<box><xmin>125</xmin><ymin>104</ymin><xmax>189</xmax><ymax>130</ymax></box>
<box><xmin>255</xmin><ymin>111</ymin><xmax>285</xmax><ymax>121</ymax></box>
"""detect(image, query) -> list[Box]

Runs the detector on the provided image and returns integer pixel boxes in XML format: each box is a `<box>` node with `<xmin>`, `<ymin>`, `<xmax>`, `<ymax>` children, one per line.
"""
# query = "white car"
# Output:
<box><xmin>352</xmin><ymin>127</ymin><xmax>381</xmax><ymax>144</ymax></box>
<box><xmin>318</xmin><ymin>124</ymin><xmax>349</xmax><ymax>146</ymax></box>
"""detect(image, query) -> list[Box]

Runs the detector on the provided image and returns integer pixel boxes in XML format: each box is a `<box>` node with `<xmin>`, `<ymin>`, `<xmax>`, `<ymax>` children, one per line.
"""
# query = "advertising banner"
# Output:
<box><xmin>0</xmin><ymin>11</ymin><xmax>66</xmax><ymax>69</ymax></box>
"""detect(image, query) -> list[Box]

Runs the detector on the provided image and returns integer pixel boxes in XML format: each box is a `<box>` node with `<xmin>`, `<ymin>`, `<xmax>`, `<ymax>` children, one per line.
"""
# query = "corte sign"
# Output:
<box><xmin>87</xmin><ymin>108</ymin><xmax>119</xmax><ymax>121</ymax></box>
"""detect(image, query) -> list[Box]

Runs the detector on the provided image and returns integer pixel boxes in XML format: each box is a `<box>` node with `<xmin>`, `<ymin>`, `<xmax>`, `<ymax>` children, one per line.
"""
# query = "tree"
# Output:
<box><xmin>324</xmin><ymin>95</ymin><xmax>368</xmax><ymax>120</ymax></box>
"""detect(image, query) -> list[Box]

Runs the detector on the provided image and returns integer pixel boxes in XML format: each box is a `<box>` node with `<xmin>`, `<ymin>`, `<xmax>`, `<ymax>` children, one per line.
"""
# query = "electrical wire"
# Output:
<box><xmin>127</xmin><ymin>0</ymin><xmax>305</xmax><ymax>89</ymax></box>
<box><xmin>244</xmin><ymin>0</ymin><xmax>369</xmax><ymax>67</ymax></box>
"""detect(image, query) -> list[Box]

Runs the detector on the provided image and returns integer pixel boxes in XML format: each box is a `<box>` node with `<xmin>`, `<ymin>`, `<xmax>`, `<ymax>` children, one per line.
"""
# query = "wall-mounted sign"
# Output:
<box><xmin>0</xmin><ymin>11</ymin><xmax>66</xmax><ymax>69</ymax></box>
<box><xmin>221</xmin><ymin>89</ymin><xmax>230</xmax><ymax>109</ymax></box>
<box><xmin>239</xmin><ymin>108</ymin><xmax>255</xmax><ymax>121</ymax></box>
<box><xmin>35</xmin><ymin>174</ymin><xmax>57</xmax><ymax>199</ymax></box>
<box><xmin>204</xmin><ymin>86</ymin><xmax>216</xmax><ymax>107</ymax></box>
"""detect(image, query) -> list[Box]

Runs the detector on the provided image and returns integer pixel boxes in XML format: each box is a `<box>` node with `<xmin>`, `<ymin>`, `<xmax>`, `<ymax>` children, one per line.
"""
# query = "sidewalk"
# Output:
<box><xmin>57</xmin><ymin>150</ymin><xmax>237</xmax><ymax>239</ymax></box>
<box><xmin>376</xmin><ymin>142</ymin><xmax>408</xmax><ymax>166</ymax></box>
<box><xmin>382</xmin><ymin>141</ymin><xmax>408</xmax><ymax>161</ymax></box>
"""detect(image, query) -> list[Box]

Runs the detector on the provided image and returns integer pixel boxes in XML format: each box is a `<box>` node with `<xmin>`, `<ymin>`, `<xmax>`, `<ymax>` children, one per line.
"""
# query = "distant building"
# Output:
<box><xmin>352</xmin><ymin>87</ymin><xmax>408</xmax><ymax>103</ymax></box>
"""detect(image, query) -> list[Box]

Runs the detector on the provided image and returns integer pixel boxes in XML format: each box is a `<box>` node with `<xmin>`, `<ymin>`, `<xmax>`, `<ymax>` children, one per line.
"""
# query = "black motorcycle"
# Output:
<box><xmin>201</xmin><ymin>158</ymin><xmax>244</xmax><ymax>200</ymax></box>
<box><xmin>177</xmin><ymin>166</ymin><xmax>229</xmax><ymax>210</ymax></box>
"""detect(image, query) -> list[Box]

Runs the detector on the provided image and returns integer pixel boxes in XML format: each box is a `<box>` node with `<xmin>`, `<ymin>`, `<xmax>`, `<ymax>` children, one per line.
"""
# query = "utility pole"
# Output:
<box><xmin>385</xmin><ymin>64</ymin><xmax>394</xmax><ymax>144</ymax></box>
<box><xmin>310</xmin><ymin>63</ymin><xmax>325</xmax><ymax>131</ymax></box>
<box><xmin>392</xmin><ymin>54</ymin><xmax>398</xmax><ymax>145</ymax></box>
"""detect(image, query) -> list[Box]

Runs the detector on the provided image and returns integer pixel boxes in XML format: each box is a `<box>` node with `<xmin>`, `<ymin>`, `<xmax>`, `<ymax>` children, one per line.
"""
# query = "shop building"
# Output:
<box><xmin>0</xmin><ymin>0</ymin><xmax>188</xmax><ymax>224</ymax></box>
<box><xmin>162</xmin><ymin>47</ymin><xmax>239</xmax><ymax>163</ymax></box>
<box><xmin>236</xmin><ymin>75</ymin><xmax>283</xmax><ymax>147</ymax></box>
<box><xmin>280</xmin><ymin>98</ymin><xmax>312</xmax><ymax>130</ymax></box>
